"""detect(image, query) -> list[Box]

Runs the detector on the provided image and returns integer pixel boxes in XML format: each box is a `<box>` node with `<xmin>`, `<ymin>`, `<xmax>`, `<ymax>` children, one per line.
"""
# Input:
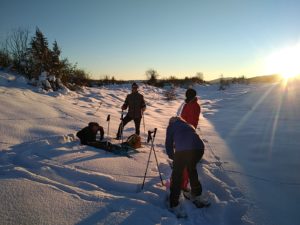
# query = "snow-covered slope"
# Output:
<box><xmin>1</xmin><ymin>71</ymin><xmax>251</xmax><ymax>225</ymax></box>
<box><xmin>196</xmin><ymin>79</ymin><xmax>300</xmax><ymax>225</ymax></box>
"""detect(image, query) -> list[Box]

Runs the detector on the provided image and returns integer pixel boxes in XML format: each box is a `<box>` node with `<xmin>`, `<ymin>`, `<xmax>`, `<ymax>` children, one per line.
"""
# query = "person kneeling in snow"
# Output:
<box><xmin>77</xmin><ymin>122</ymin><xmax>104</xmax><ymax>145</ymax></box>
<box><xmin>165</xmin><ymin>117</ymin><xmax>209</xmax><ymax>217</ymax></box>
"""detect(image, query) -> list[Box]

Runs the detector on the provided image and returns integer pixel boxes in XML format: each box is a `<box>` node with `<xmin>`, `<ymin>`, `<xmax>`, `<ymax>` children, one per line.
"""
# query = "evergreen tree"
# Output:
<box><xmin>30</xmin><ymin>28</ymin><xmax>51</xmax><ymax>77</ymax></box>
<box><xmin>50</xmin><ymin>40</ymin><xmax>62</xmax><ymax>77</ymax></box>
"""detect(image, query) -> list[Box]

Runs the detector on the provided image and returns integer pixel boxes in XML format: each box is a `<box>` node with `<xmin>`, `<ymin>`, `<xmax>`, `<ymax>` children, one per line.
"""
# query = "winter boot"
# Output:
<box><xmin>182</xmin><ymin>188</ymin><xmax>191</xmax><ymax>200</ymax></box>
<box><xmin>191</xmin><ymin>194</ymin><xmax>210</xmax><ymax>208</ymax></box>
<box><xmin>170</xmin><ymin>203</ymin><xmax>188</xmax><ymax>218</ymax></box>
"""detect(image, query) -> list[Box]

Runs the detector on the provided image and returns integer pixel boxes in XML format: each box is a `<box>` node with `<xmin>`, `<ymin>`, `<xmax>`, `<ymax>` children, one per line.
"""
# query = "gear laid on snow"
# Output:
<box><xmin>125</xmin><ymin>134</ymin><xmax>142</xmax><ymax>149</ymax></box>
<box><xmin>87</xmin><ymin>141</ymin><xmax>139</xmax><ymax>157</ymax></box>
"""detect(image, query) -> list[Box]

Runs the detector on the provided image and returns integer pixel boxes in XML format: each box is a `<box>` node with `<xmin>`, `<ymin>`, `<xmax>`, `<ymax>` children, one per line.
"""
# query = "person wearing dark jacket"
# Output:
<box><xmin>77</xmin><ymin>122</ymin><xmax>104</xmax><ymax>145</ymax></box>
<box><xmin>116</xmin><ymin>82</ymin><xmax>146</xmax><ymax>139</ymax></box>
<box><xmin>165</xmin><ymin>117</ymin><xmax>208</xmax><ymax>217</ymax></box>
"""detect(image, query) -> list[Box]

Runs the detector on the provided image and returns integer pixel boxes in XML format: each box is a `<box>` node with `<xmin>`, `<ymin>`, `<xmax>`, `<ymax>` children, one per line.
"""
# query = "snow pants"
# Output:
<box><xmin>117</xmin><ymin>114</ymin><xmax>141</xmax><ymax>138</ymax></box>
<box><xmin>170</xmin><ymin>149</ymin><xmax>204</xmax><ymax>207</ymax></box>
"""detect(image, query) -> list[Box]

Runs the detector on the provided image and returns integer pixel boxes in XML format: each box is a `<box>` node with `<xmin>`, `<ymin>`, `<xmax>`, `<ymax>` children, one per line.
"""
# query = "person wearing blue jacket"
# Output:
<box><xmin>165</xmin><ymin>116</ymin><xmax>208</xmax><ymax>217</ymax></box>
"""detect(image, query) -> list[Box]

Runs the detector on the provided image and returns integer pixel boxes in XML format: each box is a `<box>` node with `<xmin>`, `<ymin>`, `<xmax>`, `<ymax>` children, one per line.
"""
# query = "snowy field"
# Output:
<box><xmin>0</xmin><ymin>70</ymin><xmax>299</xmax><ymax>225</ymax></box>
<box><xmin>195</xmin><ymin>80</ymin><xmax>300</xmax><ymax>225</ymax></box>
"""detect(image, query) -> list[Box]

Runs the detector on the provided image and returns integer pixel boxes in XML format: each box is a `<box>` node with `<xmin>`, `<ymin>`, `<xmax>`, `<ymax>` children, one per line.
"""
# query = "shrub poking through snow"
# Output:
<box><xmin>36</xmin><ymin>71</ymin><xmax>69</xmax><ymax>93</ymax></box>
<box><xmin>164</xmin><ymin>85</ymin><xmax>177</xmax><ymax>100</ymax></box>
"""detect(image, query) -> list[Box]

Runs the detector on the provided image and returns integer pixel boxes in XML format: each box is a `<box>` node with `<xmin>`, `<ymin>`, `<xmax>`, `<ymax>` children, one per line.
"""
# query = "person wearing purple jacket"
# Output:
<box><xmin>165</xmin><ymin>116</ymin><xmax>209</xmax><ymax>217</ymax></box>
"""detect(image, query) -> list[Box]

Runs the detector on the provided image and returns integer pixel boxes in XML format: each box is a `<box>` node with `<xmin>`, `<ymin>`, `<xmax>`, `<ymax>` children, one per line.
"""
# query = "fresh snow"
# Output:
<box><xmin>195</xmin><ymin>80</ymin><xmax>300</xmax><ymax>225</ymax></box>
<box><xmin>1</xmin><ymin>70</ymin><xmax>299</xmax><ymax>225</ymax></box>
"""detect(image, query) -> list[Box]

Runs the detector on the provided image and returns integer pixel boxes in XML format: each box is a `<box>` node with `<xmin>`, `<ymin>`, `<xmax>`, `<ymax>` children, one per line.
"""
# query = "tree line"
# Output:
<box><xmin>0</xmin><ymin>28</ymin><xmax>208</xmax><ymax>89</ymax></box>
<box><xmin>0</xmin><ymin>27</ymin><xmax>90</xmax><ymax>86</ymax></box>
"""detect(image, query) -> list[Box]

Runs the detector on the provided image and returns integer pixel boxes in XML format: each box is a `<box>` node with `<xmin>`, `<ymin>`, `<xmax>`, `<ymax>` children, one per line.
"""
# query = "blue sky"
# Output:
<box><xmin>1</xmin><ymin>0</ymin><xmax>300</xmax><ymax>80</ymax></box>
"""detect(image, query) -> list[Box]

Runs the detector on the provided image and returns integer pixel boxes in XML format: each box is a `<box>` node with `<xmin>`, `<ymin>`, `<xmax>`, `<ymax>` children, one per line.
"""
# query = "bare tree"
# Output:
<box><xmin>146</xmin><ymin>69</ymin><xmax>159</xmax><ymax>86</ymax></box>
<box><xmin>195</xmin><ymin>72</ymin><xmax>204</xmax><ymax>81</ymax></box>
<box><xmin>5</xmin><ymin>28</ymin><xmax>30</xmax><ymax>64</ymax></box>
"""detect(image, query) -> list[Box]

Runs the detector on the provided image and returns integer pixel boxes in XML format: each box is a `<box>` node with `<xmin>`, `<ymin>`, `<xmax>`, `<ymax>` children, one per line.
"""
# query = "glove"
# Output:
<box><xmin>168</xmin><ymin>152</ymin><xmax>174</xmax><ymax>160</ymax></box>
<box><xmin>168</xmin><ymin>160</ymin><xmax>174</xmax><ymax>169</ymax></box>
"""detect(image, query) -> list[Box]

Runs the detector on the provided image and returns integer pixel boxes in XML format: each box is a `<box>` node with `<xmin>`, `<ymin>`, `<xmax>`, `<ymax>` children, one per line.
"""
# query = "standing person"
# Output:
<box><xmin>116</xmin><ymin>82</ymin><xmax>146</xmax><ymax>139</ymax></box>
<box><xmin>180</xmin><ymin>88</ymin><xmax>201</xmax><ymax>195</ymax></box>
<box><xmin>165</xmin><ymin>117</ymin><xmax>208</xmax><ymax>218</ymax></box>
<box><xmin>181</xmin><ymin>88</ymin><xmax>201</xmax><ymax>128</ymax></box>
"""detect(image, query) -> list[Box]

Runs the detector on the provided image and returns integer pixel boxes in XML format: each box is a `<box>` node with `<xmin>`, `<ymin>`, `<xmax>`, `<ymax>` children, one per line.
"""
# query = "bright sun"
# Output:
<box><xmin>264</xmin><ymin>43</ymin><xmax>300</xmax><ymax>79</ymax></box>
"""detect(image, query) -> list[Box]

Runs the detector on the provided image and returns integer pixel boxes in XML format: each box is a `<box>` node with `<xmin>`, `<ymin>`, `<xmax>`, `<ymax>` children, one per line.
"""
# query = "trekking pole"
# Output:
<box><xmin>150</xmin><ymin>128</ymin><xmax>164</xmax><ymax>186</ymax></box>
<box><xmin>142</xmin><ymin>111</ymin><xmax>146</xmax><ymax>136</ymax></box>
<box><xmin>106</xmin><ymin>114</ymin><xmax>110</xmax><ymax>140</ymax></box>
<box><xmin>141</xmin><ymin>128</ymin><xmax>163</xmax><ymax>190</ymax></box>
<box><xmin>120</xmin><ymin>110</ymin><xmax>124</xmax><ymax>145</ymax></box>
<box><xmin>141</xmin><ymin>137</ymin><xmax>153</xmax><ymax>190</ymax></box>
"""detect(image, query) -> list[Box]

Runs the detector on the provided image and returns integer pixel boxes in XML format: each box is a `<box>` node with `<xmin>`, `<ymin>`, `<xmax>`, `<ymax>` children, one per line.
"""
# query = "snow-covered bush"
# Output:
<box><xmin>36</xmin><ymin>71</ymin><xmax>70</xmax><ymax>93</ymax></box>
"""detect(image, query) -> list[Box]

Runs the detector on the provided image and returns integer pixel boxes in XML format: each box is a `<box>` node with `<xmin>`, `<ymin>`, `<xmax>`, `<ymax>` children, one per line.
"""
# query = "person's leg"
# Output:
<box><xmin>186</xmin><ymin>150</ymin><xmax>203</xmax><ymax>197</ymax></box>
<box><xmin>133</xmin><ymin>118</ymin><xmax>141</xmax><ymax>135</ymax></box>
<box><xmin>181</xmin><ymin>168</ymin><xmax>190</xmax><ymax>190</ymax></box>
<box><xmin>170</xmin><ymin>151</ymin><xmax>186</xmax><ymax>208</ymax></box>
<box><xmin>116</xmin><ymin>115</ymin><xmax>132</xmax><ymax>138</ymax></box>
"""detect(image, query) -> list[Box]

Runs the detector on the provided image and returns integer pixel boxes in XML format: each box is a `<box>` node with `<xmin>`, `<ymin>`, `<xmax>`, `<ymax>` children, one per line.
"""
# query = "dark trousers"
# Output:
<box><xmin>117</xmin><ymin>114</ymin><xmax>141</xmax><ymax>138</ymax></box>
<box><xmin>170</xmin><ymin>149</ymin><xmax>204</xmax><ymax>207</ymax></box>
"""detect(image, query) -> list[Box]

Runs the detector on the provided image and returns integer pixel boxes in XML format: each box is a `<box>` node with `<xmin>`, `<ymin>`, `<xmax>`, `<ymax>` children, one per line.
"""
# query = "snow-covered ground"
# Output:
<box><xmin>1</xmin><ymin>70</ymin><xmax>298</xmax><ymax>225</ymax></box>
<box><xmin>196</xmin><ymin>80</ymin><xmax>300</xmax><ymax>225</ymax></box>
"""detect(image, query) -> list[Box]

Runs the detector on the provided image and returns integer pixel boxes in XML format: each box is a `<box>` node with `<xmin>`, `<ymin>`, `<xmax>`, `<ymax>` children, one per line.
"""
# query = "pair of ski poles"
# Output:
<box><xmin>141</xmin><ymin>128</ymin><xmax>164</xmax><ymax>190</ymax></box>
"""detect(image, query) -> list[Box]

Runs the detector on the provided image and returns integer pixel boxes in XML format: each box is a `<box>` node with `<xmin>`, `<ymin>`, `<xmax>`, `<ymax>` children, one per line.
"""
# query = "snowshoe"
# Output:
<box><xmin>170</xmin><ymin>204</ymin><xmax>188</xmax><ymax>218</ymax></box>
<box><xmin>183</xmin><ymin>191</ymin><xmax>210</xmax><ymax>208</ymax></box>
<box><xmin>165</xmin><ymin>195</ymin><xmax>188</xmax><ymax>218</ymax></box>
<box><xmin>191</xmin><ymin>195</ymin><xmax>210</xmax><ymax>208</ymax></box>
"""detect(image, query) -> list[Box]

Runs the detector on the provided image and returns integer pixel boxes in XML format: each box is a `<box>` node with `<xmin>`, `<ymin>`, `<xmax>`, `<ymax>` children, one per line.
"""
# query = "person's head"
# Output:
<box><xmin>88</xmin><ymin>122</ymin><xmax>100</xmax><ymax>133</ymax></box>
<box><xmin>132</xmin><ymin>82</ymin><xmax>139</xmax><ymax>93</ymax></box>
<box><xmin>185</xmin><ymin>88</ymin><xmax>197</xmax><ymax>103</ymax></box>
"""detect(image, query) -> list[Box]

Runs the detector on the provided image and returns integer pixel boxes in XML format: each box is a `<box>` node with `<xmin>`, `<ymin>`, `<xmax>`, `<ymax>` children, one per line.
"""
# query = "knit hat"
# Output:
<box><xmin>185</xmin><ymin>88</ymin><xmax>197</xmax><ymax>103</ymax></box>
<box><xmin>132</xmin><ymin>82</ymin><xmax>139</xmax><ymax>88</ymax></box>
<box><xmin>88</xmin><ymin>122</ymin><xmax>99</xmax><ymax>128</ymax></box>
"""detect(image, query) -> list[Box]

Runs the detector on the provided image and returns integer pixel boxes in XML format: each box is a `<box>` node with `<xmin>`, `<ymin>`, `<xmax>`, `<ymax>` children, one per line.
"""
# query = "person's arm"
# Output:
<box><xmin>141</xmin><ymin>95</ymin><xmax>146</xmax><ymax>112</ymax></box>
<box><xmin>76</xmin><ymin>130</ymin><xmax>83</xmax><ymax>139</ymax></box>
<box><xmin>193</xmin><ymin>103</ymin><xmax>201</xmax><ymax>128</ymax></box>
<box><xmin>76</xmin><ymin>128</ymin><xmax>87</xmax><ymax>144</ymax></box>
<box><xmin>99</xmin><ymin>126</ymin><xmax>104</xmax><ymax>141</ymax></box>
<box><xmin>165</xmin><ymin>125</ymin><xmax>174</xmax><ymax>160</ymax></box>
<box><xmin>122</xmin><ymin>95</ymin><xmax>129</xmax><ymax>110</ymax></box>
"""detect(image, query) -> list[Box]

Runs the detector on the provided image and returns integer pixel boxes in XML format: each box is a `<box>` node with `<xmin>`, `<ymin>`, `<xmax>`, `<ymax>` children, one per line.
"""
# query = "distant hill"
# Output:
<box><xmin>209</xmin><ymin>74</ymin><xmax>283</xmax><ymax>84</ymax></box>
<box><xmin>209</xmin><ymin>77</ymin><xmax>234</xmax><ymax>84</ymax></box>
<box><xmin>247</xmin><ymin>74</ymin><xmax>282</xmax><ymax>83</ymax></box>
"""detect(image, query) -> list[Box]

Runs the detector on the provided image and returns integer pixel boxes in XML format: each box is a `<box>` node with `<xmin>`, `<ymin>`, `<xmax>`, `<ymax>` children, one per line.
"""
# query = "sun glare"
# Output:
<box><xmin>264</xmin><ymin>43</ymin><xmax>300</xmax><ymax>79</ymax></box>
